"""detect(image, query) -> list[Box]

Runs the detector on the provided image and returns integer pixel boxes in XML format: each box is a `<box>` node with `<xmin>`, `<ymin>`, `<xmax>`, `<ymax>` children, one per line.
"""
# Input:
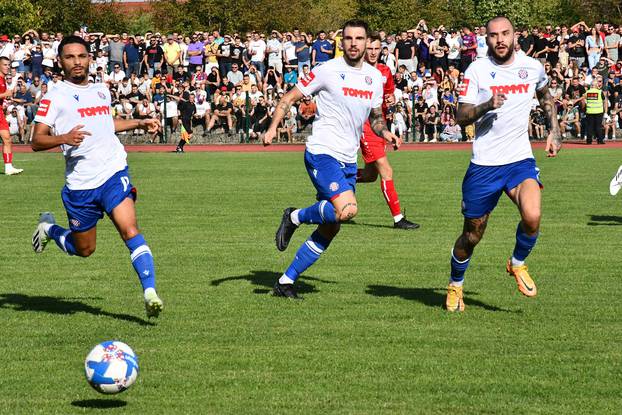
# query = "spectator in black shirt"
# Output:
<box><xmin>395</xmin><ymin>31</ymin><xmax>416</xmax><ymax>72</ymax></box>
<box><xmin>567</xmin><ymin>28</ymin><xmax>587</xmax><ymax>68</ymax></box>
<box><xmin>143</xmin><ymin>38</ymin><xmax>164</xmax><ymax>77</ymax></box>
<box><xmin>207</xmin><ymin>96</ymin><xmax>233</xmax><ymax>134</ymax></box>
<box><xmin>518</xmin><ymin>28</ymin><xmax>534</xmax><ymax>55</ymax></box>
<box><xmin>249</xmin><ymin>96</ymin><xmax>269</xmax><ymax>140</ymax></box>
<box><xmin>173</xmin><ymin>65</ymin><xmax>190</xmax><ymax>83</ymax></box>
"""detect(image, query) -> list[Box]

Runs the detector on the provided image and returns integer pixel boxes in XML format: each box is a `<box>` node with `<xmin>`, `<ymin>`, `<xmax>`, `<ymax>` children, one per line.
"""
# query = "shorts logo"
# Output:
<box><xmin>36</xmin><ymin>99</ymin><xmax>51</xmax><ymax>117</ymax></box>
<box><xmin>70</xmin><ymin>218</ymin><xmax>81</xmax><ymax>228</ymax></box>
<box><xmin>98</xmin><ymin>91</ymin><xmax>106</xmax><ymax>100</ymax></box>
<box><xmin>365</xmin><ymin>76</ymin><xmax>372</xmax><ymax>85</ymax></box>
<box><xmin>518</xmin><ymin>69</ymin><xmax>528</xmax><ymax>79</ymax></box>
<box><xmin>329</xmin><ymin>182</ymin><xmax>339</xmax><ymax>192</ymax></box>
<box><xmin>459</xmin><ymin>79</ymin><xmax>470</xmax><ymax>97</ymax></box>
<box><xmin>300</xmin><ymin>71</ymin><xmax>316</xmax><ymax>87</ymax></box>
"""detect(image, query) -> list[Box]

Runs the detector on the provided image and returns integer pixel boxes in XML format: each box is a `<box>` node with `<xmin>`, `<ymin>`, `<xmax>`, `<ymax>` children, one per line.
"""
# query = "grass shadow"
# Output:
<box><xmin>71</xmin><ymin>399</ymin><xmax>127</xmax><ymax>409</ymax></box>
<box><xmin>587</xmin><ymin>215</ymin><xmax>622</xmax><ymax>226</ymax></box>
<box><xmin>366</xmin><ymin>285</ymin><xmax>515</xmax><ymax>312</ymax></box>
<box><xmin>211</xmin><ymin>270</ymin><xmax>336</xmax><ymax>295</ymax></box>
<box><xmin>0</xmin><ymin>293</ymin><xmax>155</xmax><ymax>326</ymax></box>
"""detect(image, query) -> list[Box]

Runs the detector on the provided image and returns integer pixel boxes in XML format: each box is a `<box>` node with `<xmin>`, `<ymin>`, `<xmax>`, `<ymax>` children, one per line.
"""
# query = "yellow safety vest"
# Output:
<box><xmin>585</xmin><ymin>88</ymin><xmax>604</xmax><ymax>115</ymax></box>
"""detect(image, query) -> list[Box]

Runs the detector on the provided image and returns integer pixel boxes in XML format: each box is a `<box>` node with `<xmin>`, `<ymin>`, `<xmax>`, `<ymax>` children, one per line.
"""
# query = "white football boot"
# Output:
<box><xmin>610</xmin><ymin>165</ymin><xmax>622</xmax><ymax>196</ymax></box>
<box><xmin>32</xmin><ymin>212</ymin><xmax>56</xmax><ymax>253</ymax></box>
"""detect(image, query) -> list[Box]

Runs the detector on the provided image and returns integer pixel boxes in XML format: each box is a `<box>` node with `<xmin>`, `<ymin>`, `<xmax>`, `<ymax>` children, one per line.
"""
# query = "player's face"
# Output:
<box><xmin>486</xmin><ymin>19</ymin><xmax>515</xmax><ymax>63</ymax></box>
<box><xmin>365</xmin><ymin>39</ymin><xmax>381</xmax><ymax>65</ymax></box>
<box><xmin>0</xmin><ymin>60</ymin><xmax>9</xmax><ymax>75</ymax></box>
<box><xmin>59</xmin><ymin>43</ymin><xmax>90</xmax><ymax>84</ymax></box>
<box><xmin>342</xmin><ymin>26</ymin><xmax>367</xmax><ymax>65</ymax></box>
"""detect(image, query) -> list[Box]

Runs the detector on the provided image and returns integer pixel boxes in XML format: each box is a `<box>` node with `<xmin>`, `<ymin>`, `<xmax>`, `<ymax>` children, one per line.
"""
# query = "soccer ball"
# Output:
<box><xmin>84</xmin><ymin>341</ymin><xmax>139</xmax><ymax>394</ymax></box>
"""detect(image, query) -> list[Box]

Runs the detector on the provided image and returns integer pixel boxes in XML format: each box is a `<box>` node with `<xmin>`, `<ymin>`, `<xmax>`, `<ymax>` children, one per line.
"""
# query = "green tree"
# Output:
<box><xmin>0</xmin><ymin>0</ymin><xmax>41</xmax><ymax>35</ymax></box>
<box><xmin>31</xmin><ymin>0</ymin><xmax>93</xmax><ymax>33</ymax></box>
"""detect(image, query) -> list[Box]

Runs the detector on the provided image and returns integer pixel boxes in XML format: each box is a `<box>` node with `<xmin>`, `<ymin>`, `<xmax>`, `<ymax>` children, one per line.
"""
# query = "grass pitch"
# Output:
<box><xmin>0</xmin><ymin>147</ymin><xmax>621</xmax><ymax>414</ymax></box>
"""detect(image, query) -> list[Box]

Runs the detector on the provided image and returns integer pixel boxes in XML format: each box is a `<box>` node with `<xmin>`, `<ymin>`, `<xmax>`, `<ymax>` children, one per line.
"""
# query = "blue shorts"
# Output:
<box><xmin>461</xmin><ymin>158</ymin><xmax>542</xmax><ymax>218</ymax></box>
<box><xmin>61</xmin><ymin>167</ymin><xmax>137</xmax><ymax>232</ymax></box>
<box><xmin>304</xmin><ymin>151</ymin><xmax>357</xmax><ymax>201</ymax></box>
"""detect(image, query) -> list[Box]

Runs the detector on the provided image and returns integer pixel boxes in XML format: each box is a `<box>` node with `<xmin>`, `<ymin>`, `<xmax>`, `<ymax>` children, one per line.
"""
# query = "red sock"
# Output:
<box><xmin>381</xmin><ymin>179</ymin><xmax>401</xmax><ymax>217</ymax></box>
<box><xmin>3</xmin><ymin>152</ymin><xmax>12</xmax><ymax>164</ymax></box>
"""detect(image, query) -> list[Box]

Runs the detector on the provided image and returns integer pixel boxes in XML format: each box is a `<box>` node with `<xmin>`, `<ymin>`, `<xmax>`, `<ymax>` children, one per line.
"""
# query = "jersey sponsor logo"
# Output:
<box><xmin>300</xmin><ymin>71</ymin><xmax>316</xmax><ymax>87</ymax></box>
<box><xmin>490</xmin><ymin>84</ymin><xmax>530</xmax><ymax>95</ymax></box>
<box><xmin>77</xmin><ymin>105</ymin><xmax>111</xmax><ymax>118</ymax></box>
<box><xmin>342</xmin><ymin>87</ymin><xmax>373</xmax><ymax>100</ymax></box>
<box><xmin>37</xmin><ymin>99</ymin><xmax>51</xmax><ymax>117</ymax></box>
<box><xmin>458</xmin><ymin>79</ymin><xmax>470</xmax><ymax>96</ymax></box>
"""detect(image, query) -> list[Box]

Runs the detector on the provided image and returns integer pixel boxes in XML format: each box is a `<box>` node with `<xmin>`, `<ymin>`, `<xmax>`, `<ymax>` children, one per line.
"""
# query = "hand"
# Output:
<box><xmin>382</xmin><ymin>130</ymin><xmax>402</xmax><ymax>150</ymax></box>
<box><xmin>488</xmin><ymin>92</ymin><xmax>507</xmax><ymax>110</ymax></box>
<box><xmin>139</xmin><ymin>118</ymin><xmax>161</xmax><ymax>133</ymax></box>
<box><xmin>545</xmin><ymin>131</ymin><xmax>562</xmax><ymax>157</ymax></box>
<box><xmin>64</xmin><ymin>124</ymin><xmax>91</xmax><ymax>146</ymax></box>
<box><xmin>263</xmin><ymin>128</ymin><xmax>276</xmax><ymax>146</ymax></box>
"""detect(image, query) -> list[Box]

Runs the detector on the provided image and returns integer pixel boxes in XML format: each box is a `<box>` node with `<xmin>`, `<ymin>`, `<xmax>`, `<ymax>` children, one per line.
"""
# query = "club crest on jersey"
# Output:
<box><xmin>98</xmin><ymin>91</ymin><xmax>106</xmax><ymax>100</ymax></box>
<box><xmin>365</xmin><ymin>76</ymin><xmax>372</xmax><ymax>85</ymax></box>
<box><xmin>73</xmin><ymin>94</ymin><xmax>79</xmax><ymax>101</ymax></box>
<box><xmin>329</xmin><ymin>182</ymin><xmax>339</xmax><ymax>192</ymax></box>
<box><xmin>518</xmin><ymin>69</ymin><xmax>528</xmax><ymax>79</ymax></box>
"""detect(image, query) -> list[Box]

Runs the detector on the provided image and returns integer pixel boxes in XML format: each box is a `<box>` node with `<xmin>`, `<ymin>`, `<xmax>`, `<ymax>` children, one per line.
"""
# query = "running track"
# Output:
<box><xmin>12</xmin><ymin>141</ymin><xmax>622</xmax><ymax>153</ymax></box>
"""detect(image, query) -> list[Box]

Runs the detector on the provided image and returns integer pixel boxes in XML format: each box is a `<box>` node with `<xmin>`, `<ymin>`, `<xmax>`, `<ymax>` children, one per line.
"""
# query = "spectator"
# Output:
<box><xmin>108</xmin><ymin>34</ymin><xmax>125</xmax><ymax>71</ymax></box>
<box><xmin>395</xmin><ymin>31</ymin><xmax>416</xmax><ymax>72</ymax></box>
<box><xmin>567</xmin><ymin>27</ymin><xmax>587</xmax><ymax>68</ymax></box>
<box><xmin>475</xmin><ymin>26</ymin><xmax>488</xmax><ymax>59</ymax></box>
<box><xmin>311</xmin><ymin>31</ymin><xmax>332</xmax><ymax>68</ymax></box>
<box><xmin>226</xmin><ymin>63</ymin><xmax>243</xmax><ymax>87</ymax></box>
<box><xmin>249</xmin><ymin>31</ymin><xmax>267</xmax><ymax>75</ymax></box>
<box><xmin>424</xmin><ymin>105</ymin><xmax>440</xmax><ymax>142</ymax></box>
<box><xmin>109</xmin><ymin>63</ymin><xmax>126</xmax><ymax>83</ymax></box>
<box><xmin>163</xmin><ymin>34</ymin><xmax>182</xmax><ymax>74</ymax></box>
<box><xmin>267</xmin><ymin>31</ymin><xmax>283</xmax><ymax>74</ymax></box>
<box><xmin>605</xmin><ymin>25</ymin><xmax>620</xmax><ymax>62</ymax></box>
<box><xmin>186</xmin><ymin>33</ymin><xmax>204</xmax><ymax>74</ymax></box>
<box><xmin>440</xmin><ymin>118</ymin><xmax>462</xmax><ymax>142</ymax></box>
<box><xmin>460</xmin><ymin>26</ymin><xmax>477</xmax><ymax>71</ymax></box>
<box><xmin>586</xmin><ymin>27</ymin><xmax>604</xmax><ymax>69</ymax></box>
<box><xmin>297</xmin><ymin>96</ymin><xmax>316</xmax><ymax>131</ymax></box>
<box><xmin>217</xmin><ymin>35</ymin><xmax>233</xmax><ymax>78</ymax></box>
<box><xmin>144</xmin><ymin>37</ymin><xmax>164</xmax><ymax>77</ymax></box>
<box><xmin>294</xmin><ymin>33</ymin><xmax>311</xmax><ymax>74</ymax></box>
<box><xmin>430</xmin><ymin>30</ymin><xmax>448</xmax><ymax>71</ymax></box>
<box><xmin>5</xmin><ymin>107</ymin><xmax>25</xmax><ymax>143</ymax></box>
<box><xmin>207</xmin><ymin>95</ymin><xmax>233</xmax><ymax>134</ymax></box>
<box><xmin>446</xmin><ymin>29</ymin><xmax>461</xmax><ymax>69</ymax></box>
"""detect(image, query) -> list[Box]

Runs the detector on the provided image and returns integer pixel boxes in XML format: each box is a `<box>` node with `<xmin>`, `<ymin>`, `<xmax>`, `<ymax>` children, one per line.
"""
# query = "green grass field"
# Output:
<box><xmin>1</xmin><ymin>148</ymin><xmax>621</xmax><ymax>414</ymax></box>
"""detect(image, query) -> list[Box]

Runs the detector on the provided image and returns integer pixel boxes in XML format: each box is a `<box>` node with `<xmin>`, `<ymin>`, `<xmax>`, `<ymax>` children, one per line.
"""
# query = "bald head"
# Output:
<box><xmin>486</xmin><ymin>16</ymin><xmax>514</xmax><ymax>35</ymax></box>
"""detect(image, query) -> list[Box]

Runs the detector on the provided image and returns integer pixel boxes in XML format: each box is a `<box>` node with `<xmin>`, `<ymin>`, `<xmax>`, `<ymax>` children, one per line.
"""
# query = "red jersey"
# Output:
<box><xmin>362</xmin><ymin>63</ymin><xmax>394</xmax><ymax>141</ymax></box>
<box><xmin>0</xmin><ymin>75</ymin><xmax>6</xmax><ymax>106</ymax></box>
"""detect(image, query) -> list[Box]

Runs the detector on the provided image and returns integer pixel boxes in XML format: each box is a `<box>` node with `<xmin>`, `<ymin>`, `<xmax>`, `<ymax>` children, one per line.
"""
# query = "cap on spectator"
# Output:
<box><xmin>0</xmin><ymin>35</ymin><xmax>8</xmax><ymax>41</ymax></box>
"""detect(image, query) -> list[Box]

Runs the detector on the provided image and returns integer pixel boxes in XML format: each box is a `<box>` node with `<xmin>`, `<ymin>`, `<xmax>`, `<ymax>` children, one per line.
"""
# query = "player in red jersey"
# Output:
<box><xmin>357</xmin><ymin>34</ymin><xmax>418</xmax><ymax>229</ymax></box>
<box><xmin>0</xmin><ymin>56</ymin><xmax>23</xmax><ymax>175</ymax></box>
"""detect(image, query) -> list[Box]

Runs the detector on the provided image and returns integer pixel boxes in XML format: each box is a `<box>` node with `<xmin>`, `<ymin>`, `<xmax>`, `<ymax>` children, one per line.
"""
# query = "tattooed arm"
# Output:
<box><xmin>369</xmin><ymin>106</ymin><xmax>402</xmax><ymax>149</ymax></box>
<box><xmin>262</xmin><ymin>86</ymin><xmax>304</xmax><ymax>146</ymax></box>
<box><xmin>456</xmin><ymin>92</ymin><xmax>506</xmax><ymax>126</ymax></box>
<box><xmin>536</xmin><ymin>85</ymin><xmax>562</xmax><ymax>157</ymax></box>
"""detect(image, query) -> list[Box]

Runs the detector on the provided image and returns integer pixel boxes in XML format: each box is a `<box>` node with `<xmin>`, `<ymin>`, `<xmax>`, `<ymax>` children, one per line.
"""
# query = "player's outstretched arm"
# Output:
<box><xmin>456</xmin><ymin>92</ymin><xmax>506</xmax><ymax>127</ymax></box>
<box><xmin>32</xmin><ymin>123</ymin><xmax>91</xmax><ymax>151</ymax></box>
<box><xmin>369</xmin><ymin>106</ymin><xmax>402</xmax><ymax>149</ymax></box>
<box><xmin>262</xmin><ymin>86</ymin><xmax>304</xmax><ymax>146</ymax></box>
<box><xmin>114</xmin><ymin>118</ymin><xmax>161</xmax><ymax>134</ymax></box>
<box><xmin>536</xmin><ymin>86</ymin><xmax>562</xmax><ymax>157</ymax></box>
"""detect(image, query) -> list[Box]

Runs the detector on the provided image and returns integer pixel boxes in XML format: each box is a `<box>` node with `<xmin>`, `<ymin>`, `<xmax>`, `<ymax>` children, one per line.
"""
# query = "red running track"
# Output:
<box><xmin>11</xmin><ymin>141</ymin><xmax>622</xmax><ymax>153</ymax></box>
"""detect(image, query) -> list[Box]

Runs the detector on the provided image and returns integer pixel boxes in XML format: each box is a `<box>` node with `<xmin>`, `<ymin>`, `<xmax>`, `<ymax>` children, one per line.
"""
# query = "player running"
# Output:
<box><xmin>0</xmin><ymin>56</ymin><xmax>24</xmax><ymax>175</ymax></box>
<box><xmin>30</xmin><ymin>36</ymin><xmax>164</xmax><ymax>318</ymax></box>
<box><xmin>263</xmin><ymin>20</ymin><xmax>401</xmax><ymax>299</ymax></box>
<box><xmin>446</xmin><ymin>16</ymin><xmax>561</xmax><ymax>312</ymax></box>
<box><xmin>357</xmin><ymin>33</ymin><xmax>419</xmax><ymax>230</ymax></box>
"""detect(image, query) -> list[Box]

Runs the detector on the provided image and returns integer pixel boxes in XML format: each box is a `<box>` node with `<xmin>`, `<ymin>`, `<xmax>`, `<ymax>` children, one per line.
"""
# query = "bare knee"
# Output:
<box><xmin>337</xmin><ymin>203</ymin><xmax>358</xmax><ymax>222</ymax></box>
<box><xmin>521</xmin><ymin>214</ymin><xmax>541</xmax><ymax>235</ymax></box>
<box><xmin>76</xmin><ymin>245</ymin><xmax>96</xmax><ymax>257</ymax></box>
<box><xmin>377</xmin><ymin>163</ymin><xmax>393</xmax><ymax>181</ymax></box>
<box><xmin>120</xmin><ymin>226</ymin><xmax>140</xmax><ymax>242</ymax></box>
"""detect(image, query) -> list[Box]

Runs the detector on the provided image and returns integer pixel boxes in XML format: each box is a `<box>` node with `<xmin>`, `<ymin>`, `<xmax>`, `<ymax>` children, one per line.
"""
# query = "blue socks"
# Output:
<box><xmin>449</xmin><ymin>249</ymin><xmax>470</xmax><ymax>286</ymax></box>
<box><xmin>296</xmin><ymin>200</ymin><xmax>337</xmax><ymax>225</ymax></box>
<box><xmin>125</xmin><ymin>234</ymin><xmax>156</xmax><ymax>291</ymax></box>
<box><xmin>283</xmin><ymin>231</ymin><xmax>332</xmax><ymax>282</ymax></box>
<box><xmin>512</xmin><ymin>222</ymin><xmax>538</xmax><ymax>263</ymax></box>
<box><xmin>48</xmin><ymin>224</ymin><xmax>77</xmax><ymax>256</ymax></box>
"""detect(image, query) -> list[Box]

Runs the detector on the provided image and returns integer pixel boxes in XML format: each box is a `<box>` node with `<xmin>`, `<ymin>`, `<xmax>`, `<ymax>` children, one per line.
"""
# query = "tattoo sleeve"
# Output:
<box><xmin>369</xmin><ymin>107</ymin><xmax>389</xmax><ymax>138</ymax></box>
<box><xmin>536</xmin><ymin>86</ymin><xmax>562</xmax><ymax>142</ymax></box>
<box><xmin>456</xmin><ymin>101</ymin><xmax>492</xmax><ymax>126</ymax></box>
<box><xmin>268</xmin><ymin>100</ymin><xmax>292</xmax><ymax>131</ymax></box>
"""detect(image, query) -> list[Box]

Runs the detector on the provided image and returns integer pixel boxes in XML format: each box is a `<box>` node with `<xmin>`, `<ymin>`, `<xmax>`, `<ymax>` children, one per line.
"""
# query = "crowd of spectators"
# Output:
<box><xmin>1</xmin><ymin>19</ymin><xmax>621</xmax><ymax>144</ymax></box>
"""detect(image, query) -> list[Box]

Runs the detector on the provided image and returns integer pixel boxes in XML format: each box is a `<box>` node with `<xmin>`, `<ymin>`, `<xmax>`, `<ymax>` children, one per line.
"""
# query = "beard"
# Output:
<box><xmin>69</xmin><ymin>73</ymin><xmax>86</xmax><ymax>83</ymax></box>
<box><xmin>344</xmin><ymin>48</ymin><xmax>365</xmax><ymax>66</ymax></box>
<box><xmin>489</xmin><ymin>40</ymin><xmax>515</xmax><ymax>63</ymax></box>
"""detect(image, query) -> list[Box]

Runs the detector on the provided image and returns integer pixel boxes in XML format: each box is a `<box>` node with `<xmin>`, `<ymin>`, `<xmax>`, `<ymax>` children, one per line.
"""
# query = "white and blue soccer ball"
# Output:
<box><xmin>84</xmin><ymin>341</ymin><xmax>139</xmax><ymax>394</ymax></box>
